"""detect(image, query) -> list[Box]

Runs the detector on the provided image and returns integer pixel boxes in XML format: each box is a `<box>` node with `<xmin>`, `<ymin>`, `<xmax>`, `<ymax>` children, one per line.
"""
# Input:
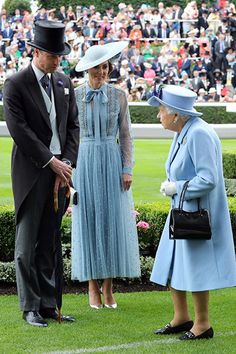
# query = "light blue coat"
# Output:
<box><xmin>151</xmin><ymin>117</ymin><xmax>236</xmax><ymax>291</ymax></box>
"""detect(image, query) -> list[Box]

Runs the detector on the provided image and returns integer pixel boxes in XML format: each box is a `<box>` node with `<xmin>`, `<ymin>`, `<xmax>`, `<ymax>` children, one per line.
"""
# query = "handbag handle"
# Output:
<box><xmin>178</xmin><ymin>181</ymin><xmax>189</xmax><ymax>209</ymax></box>
<box><xmin>178</xmin><ymin>180</ymin><xmax>200</xmax><ymax>211</ymax></box>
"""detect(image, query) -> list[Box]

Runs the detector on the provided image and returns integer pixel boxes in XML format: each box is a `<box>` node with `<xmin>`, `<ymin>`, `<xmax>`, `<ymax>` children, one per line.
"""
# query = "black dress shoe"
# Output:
<box><xmin>179</xmin><ymin>327</ymin><xmax>214</xmax><ymax>340</ymax></box>
<box><xmin>23</xmin><ymin>311</ymin><xmax>48</xmax><ymax>327</ymax></box>
<box><xmin>154</xmin><ymin>320</ymin><xmax>194</xmax><ymax>335</ymax></box>
<box><xmin>39</xmin><ymin>308</ymin><xmax>75</xmax><ymax>322</ymax></box>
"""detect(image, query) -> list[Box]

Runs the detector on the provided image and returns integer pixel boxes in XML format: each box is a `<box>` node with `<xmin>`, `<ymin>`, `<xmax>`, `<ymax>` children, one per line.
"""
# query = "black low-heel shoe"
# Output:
<box><xmin>179</xmin><ymin>327</ymin><xmax>214</xmax><ymax>340</ymax></box>
<box><xmin>154</xmin><ymin>320</ymin><xmax>194</xmax><ymax>335</ymax></box>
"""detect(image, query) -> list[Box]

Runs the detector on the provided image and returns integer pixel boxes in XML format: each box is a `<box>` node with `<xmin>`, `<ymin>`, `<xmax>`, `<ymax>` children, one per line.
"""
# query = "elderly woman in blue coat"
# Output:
<box><xmin>148</xmin><ymin>85</ymin><xmax>236</xmax><ymax>340</ymax></box>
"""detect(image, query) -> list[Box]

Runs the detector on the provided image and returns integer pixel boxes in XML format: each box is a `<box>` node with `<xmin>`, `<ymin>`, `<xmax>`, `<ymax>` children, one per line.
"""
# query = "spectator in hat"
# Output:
<box><xmin>207</xmin><ymin>86</ymin><xmax>220</xmax><ymax>101</ymax></box>
<box><xmin>199</xmin><ymin>1</ymin><xmax>208</xmax><ymax>17</ymax></box>
<box><xmin>119</xmin><ymin>59</ymin><xmax>130</xmax><ymax>79</ymax></box>
<box><xmin>189</xmin><ymin>38</ymin><xmax>200</xmax><ymax>57</ymax></box>
<box><xmin>144</xmin><ymin>61</ymin><xmax>156</xmax><ymax>85</ymax></box>
<box><xmin>126</xmin><ymin>70</ymin><xmax>137</xmax><ymax>92</ymax></box>
<box><xmin>198</xmin><ymin>10</ymin><xmax>209</xmax><ymax>32</ymax></box>
<box><xmin>4</xmin><ymin>20</ymin><xmax>80</xmax><ymax>327</ymax></box>
<box><xmin>197</xmin><ymin>87</ymin><xmax>208</xmax><ymax>101</ymax></box>
<box><xmin>142</xmin><ymin>21</ymin><xmax>156</xmax><ymax>38</ymax></box>
<box><xmin>129</xmin><ymin>24</ymin><xmax>142</xmax><ymax>47</ymax></box>
<box><xmin>199</xmin><ymin>70</ymin><xmax>211</xmax><ymax>91</ymax></box>
<box><xmin>72</xmin><ymin>41</ymin><xmax>141</xmax><ymax>309</ymax></box>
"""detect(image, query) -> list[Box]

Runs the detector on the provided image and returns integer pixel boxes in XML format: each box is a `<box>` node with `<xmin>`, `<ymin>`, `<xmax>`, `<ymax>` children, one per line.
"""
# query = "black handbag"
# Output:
<box><xmin>169</xmin><ymin>181</ymin><xmax>212</xmax><ymax>240</ymax></box>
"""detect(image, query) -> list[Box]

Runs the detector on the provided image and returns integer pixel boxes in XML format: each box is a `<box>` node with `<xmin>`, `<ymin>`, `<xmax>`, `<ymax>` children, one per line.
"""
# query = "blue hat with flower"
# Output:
<box><xmin>148</xmin><ymin>84</ymin><xmax>202</xmax><ymax>117</ymax></box>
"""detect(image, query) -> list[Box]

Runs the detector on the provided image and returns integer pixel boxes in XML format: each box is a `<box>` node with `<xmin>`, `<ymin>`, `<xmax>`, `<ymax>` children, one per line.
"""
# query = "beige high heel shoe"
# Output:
<box><xmin>100</xmin><ymin>287</ymin><xmax>117</xmax><ymax>309</ymax></box>
<box><xmin>104</xmin><ymin>303</ymin><xmax>117</xmax><ymax>309</ymax></box>
<box><xmin>89</xmin><ymin>291</ymin><xmax>103</xmax><ymax>310</ymax></box>
<box><xmin>89</xmin><ymin>304</ymin><xmax>103</xmax><ymax>310</ymax></box>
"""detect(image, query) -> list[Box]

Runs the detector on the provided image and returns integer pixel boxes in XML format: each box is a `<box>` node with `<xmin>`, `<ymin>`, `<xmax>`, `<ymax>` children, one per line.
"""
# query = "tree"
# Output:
<box><xmin>3</xmin><ymin>0</ymin><xmax>31</xmax><ymax>16</ymax></box>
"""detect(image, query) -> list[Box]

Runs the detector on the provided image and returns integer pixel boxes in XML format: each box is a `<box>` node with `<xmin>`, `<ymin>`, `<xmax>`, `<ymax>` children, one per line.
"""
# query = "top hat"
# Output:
<box><xmin>148</xmin><ymin>84</ymin><xmax>202</xmax><ymax>117</ymax></box>
<box><xmin>28</xmin><ymin>20</ymin><xmax>71</xmax><ymax>55</ymax></box>
<box><xmin>75</xmin><ymin>41</ymin><xmax>128</xmax><ymax>72</ymax></box>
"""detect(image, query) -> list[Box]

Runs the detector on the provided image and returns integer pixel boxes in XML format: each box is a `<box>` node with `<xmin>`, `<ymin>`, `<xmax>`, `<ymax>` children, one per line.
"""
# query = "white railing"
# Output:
<box><xmin>1</xmin><ymin>121</ymin><xmax>236</xmax><ymax>139</ymax></box>
<box><xmin>1</xmin><ymin>103</ymin><xmax>236</xmax><ymax>138</ymax></box>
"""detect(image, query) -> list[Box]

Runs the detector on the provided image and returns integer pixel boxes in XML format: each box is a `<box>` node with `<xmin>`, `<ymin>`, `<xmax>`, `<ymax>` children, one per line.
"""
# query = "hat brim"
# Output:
<box><xmin>148</xmin><ymin>96</ymin><xmax>202</xmax><ymax>117</ymax></box>
<box><xmin>75</xmin><ymin>41</ymin><xmax>128</xmax><ymax>72</ymax></box>
<box><xmin>28</xmin><ymin>41</ymin><xmax>71</xmax><ymax>56</ymax></box>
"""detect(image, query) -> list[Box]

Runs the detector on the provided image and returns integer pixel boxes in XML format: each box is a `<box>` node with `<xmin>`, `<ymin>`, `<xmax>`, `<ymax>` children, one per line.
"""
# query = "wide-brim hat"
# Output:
<box><xmin>75</xmin><ymin>41</ymin><xmax>128</xmax><ymax>72</ymax></box>
<box><xmin>144</xmin><ymin>62</ymin><xmax>152</xmax><ymax>69</ymax></box>
<box><xmin>28</xmin><ymin>20</ymin><xmax>71</xmax><ymax>55</ymax></box>
<box><xmin>148</xmin><ymin>84</ymin><xmax>202</xmax><ymax>117</ymax></box>
<box><xmin>209</xmin><ymin>87</ymin><xmax>216</xmax><ymax>93</ymax></box>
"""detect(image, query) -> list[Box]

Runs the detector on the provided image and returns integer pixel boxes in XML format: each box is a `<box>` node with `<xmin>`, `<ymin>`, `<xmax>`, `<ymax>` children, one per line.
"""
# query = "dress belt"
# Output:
<box><xmin>81</xmin><ymin>136</ymin><xmax>116</xmax><ymax>143</ymax></box>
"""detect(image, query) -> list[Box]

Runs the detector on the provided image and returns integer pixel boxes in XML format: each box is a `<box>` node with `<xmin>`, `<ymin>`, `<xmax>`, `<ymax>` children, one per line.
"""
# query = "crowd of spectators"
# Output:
<box><xmin>1</xmin><ymin>1</ymin><xmax>236</xmax><ymax>103</ymax></box>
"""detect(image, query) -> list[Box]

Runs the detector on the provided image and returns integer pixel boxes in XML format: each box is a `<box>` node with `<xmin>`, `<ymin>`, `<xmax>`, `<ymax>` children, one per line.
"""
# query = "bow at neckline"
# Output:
<box><xmin>83</xmin><ymin>86</ymin><xmax>108</xmax><ymax>145</ymax></box>
<box><xmin>84</xmin><ymin>87</ymin><xmax>108</xmax><ymax>104</ymax></box>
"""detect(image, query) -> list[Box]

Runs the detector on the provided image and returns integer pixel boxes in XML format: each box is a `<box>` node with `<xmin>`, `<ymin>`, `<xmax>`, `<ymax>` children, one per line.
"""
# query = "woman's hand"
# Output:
<box><xmin>160</xmin><ymin>180</ymin><xmax>177</xmax><ymax>197</ymax></box>
<box><xmin>122</xmin><ymin>174</ymin><xmax>132</xmax><ymax>191</ymax></box>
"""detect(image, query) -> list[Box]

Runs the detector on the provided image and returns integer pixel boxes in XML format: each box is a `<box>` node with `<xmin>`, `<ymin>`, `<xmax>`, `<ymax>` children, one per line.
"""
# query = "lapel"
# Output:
<box><xmin>51</xmin><ymin>72</ymin><xmax>65</xmax><ymax>128</ymax></box>
<box><xmin>26</xmin><ymin>65</ymin><xmax>51</xmax><ymax>129</ymax></box>
<box><xmin>166</xmin><ymin>117</ymin><xmax>197</xmax><ymax>178</ymax></box>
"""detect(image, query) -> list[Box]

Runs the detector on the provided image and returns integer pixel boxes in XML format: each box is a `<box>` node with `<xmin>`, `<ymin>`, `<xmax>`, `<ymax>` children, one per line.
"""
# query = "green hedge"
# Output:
<box><xmin>1</xmin><ymin>105</ymin><xmax>236</xmax><ymax>124</ymax></box>
<box><xmin>0</xmin><ymin>205</ymin><xmax>15</xmax><ymax>262</ymax></box>
<box><xmin>0</xmin><ymin>256</ymin><xmax>155</xmax><ymax>284</ymax></box>
<box><xmin>223</xmin><ymin>153</ymin><xmax>236</xmax><ymax>179</ymax></box>
<box><xmin>129</xmin><ymin>106</ymin><xmax>236</xmax><ymax>124</ymax></box>
<box><xmin>1</xmin><ymin>197</ymin><xmax>236</xmax><ymax>262</ymax></box>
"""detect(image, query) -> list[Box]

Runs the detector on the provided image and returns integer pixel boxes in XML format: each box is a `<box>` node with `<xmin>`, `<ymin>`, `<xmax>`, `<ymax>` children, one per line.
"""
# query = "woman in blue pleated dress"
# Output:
<box><xmin>71</xmin><ymin>42</ymin><xmax>141</xmax><ymax>309</ymax></box>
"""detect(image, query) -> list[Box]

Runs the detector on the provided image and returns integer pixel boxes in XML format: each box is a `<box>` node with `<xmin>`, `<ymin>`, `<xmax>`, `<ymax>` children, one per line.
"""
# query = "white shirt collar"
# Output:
<box><xmin>31</xmin><ymin>61</ymin><xmax>51</xmax><ymax>83</ymax></box>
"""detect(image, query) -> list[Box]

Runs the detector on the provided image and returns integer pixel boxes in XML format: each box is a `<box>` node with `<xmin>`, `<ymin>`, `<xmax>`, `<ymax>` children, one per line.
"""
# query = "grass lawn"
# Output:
<box><xmin>0</xmin><ymin>289</ymin><xmax>235</xmax><ymax>353</ymax></box>
<box><xmin>1</xmin><ymin>138</ymin><xmax>236</xmax><ymax>206</ymax></box>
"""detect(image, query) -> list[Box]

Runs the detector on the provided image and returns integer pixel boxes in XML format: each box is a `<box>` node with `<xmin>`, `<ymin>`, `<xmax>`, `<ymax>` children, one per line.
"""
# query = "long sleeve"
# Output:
<box><xmin>118</xmin><ymin>90</ymin><xmax>134</xmax><ymax>175</ymax></box>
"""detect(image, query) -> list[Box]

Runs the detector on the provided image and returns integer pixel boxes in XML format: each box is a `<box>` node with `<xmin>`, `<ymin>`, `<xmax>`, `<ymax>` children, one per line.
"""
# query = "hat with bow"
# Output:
<box><xmin>148</xmin><ymin>84</ymin><xmax>202</xmax><ymax>117</ymax></box>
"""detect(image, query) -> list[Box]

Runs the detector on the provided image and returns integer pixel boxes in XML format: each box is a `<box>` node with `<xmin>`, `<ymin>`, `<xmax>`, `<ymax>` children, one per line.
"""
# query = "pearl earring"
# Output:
<box><xmin>173</xmin><ymin>116</ymin><xmax>178</xmax><ymax>124</ymax></box>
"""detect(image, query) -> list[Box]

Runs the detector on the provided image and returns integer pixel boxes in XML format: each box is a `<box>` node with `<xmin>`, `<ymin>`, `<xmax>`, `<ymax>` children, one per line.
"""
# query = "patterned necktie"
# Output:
<box><xmin>40</xmin><ymin>74</ymin><xmax>51</xmax><ymax>99</ymax></box>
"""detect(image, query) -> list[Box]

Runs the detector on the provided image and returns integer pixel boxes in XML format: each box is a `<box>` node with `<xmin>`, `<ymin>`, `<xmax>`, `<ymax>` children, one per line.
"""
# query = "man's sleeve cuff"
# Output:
<box><xmin>42</xmin><ymin>156</ymin><xmax>55</xmax><ymax>168</ymax></box>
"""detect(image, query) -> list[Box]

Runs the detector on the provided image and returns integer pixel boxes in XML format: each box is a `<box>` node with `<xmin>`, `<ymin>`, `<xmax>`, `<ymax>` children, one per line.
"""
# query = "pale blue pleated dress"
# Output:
<box><xmin>71</xmin><ymin>83</ymin><xmax>141</xmax><ymax>281</ymax></box>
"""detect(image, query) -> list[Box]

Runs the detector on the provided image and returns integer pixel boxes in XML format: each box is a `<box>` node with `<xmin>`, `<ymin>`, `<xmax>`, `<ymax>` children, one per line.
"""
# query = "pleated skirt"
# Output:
<box><xmin>71</xmin><ymin>137</ymin><xmax>141</xmax><ymax>281</ymax></box>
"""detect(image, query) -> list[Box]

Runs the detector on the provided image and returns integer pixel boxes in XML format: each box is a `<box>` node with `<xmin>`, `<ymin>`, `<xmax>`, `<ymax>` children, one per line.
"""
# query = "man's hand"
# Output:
<box><xmin>49</xmin><ymin>157</ymin><xmax>72</xmax><ymax>184</ymax></box>
<box><xmin>123</xmin><ymin>174</ymin><xmax>132</xmax><ymax>191</ymax></box>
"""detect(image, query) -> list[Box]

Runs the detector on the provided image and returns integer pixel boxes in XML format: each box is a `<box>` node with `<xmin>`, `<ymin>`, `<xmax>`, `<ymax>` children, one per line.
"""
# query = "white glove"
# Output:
<box><xmin>160</xmin><ymin>181</ymin><xmax>177</xmax><ymax>197</ymax></box>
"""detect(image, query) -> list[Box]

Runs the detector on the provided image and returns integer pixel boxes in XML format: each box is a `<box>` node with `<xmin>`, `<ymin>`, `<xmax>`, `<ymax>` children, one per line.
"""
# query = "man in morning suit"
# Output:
<box><xmin>3</xmin><ymin>21</ymin><xmax>80</xmax><ymax>327</ymax></box>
